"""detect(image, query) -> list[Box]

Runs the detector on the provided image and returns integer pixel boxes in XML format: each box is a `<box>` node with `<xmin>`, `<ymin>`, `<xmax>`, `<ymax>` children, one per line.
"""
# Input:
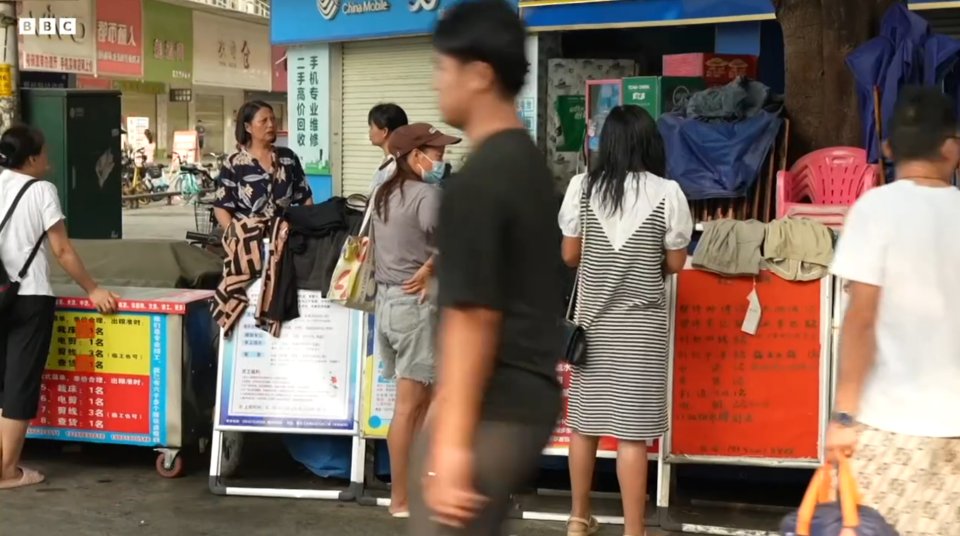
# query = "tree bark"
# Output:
<box><xmin>774</xmin><ymin>0</ymin><xmax>901</xmax><ymax>164</ymax></box>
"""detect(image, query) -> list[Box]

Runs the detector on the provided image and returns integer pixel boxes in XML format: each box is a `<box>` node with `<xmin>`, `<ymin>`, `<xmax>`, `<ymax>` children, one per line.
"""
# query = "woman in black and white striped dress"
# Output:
<box><xmin>558</xmin><ymin>105</ymin><xmax>693</xmax><ymax>536</ymax></box>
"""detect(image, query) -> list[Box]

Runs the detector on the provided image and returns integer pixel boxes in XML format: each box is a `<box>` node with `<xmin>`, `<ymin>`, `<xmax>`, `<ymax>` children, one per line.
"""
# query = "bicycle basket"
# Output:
<box><xmin>194</xmin><ymin>203</ymin><xmax>215</xmax><ymax>234</ymax></box>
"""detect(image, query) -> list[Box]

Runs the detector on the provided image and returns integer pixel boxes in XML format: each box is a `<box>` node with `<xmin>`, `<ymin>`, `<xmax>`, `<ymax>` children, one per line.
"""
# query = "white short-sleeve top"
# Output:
<box><xmin>558</xmin><ymin>172</ymin><xmax>693</xmax><ymax>251</ymax></box>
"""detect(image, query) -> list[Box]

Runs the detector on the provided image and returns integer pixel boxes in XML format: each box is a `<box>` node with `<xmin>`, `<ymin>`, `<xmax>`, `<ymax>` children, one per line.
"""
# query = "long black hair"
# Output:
<box><xmin>374</xmin><ymin>151</ymin><xmax>422</xmax><ymax>224</ymax></box>
<box><xmin>585</xmin><ymin>105</ymin><xmax>666</xmax><ymax>216</ymax></box>
<box><xmin>0</xmin><ymin>125</ymin><xmax>45</xmax><ymax>170</ymax></box>
<box><xmin>235</xmin><ymin>100</ymin><xmax>273</xmax><ymax>147</ymax></box>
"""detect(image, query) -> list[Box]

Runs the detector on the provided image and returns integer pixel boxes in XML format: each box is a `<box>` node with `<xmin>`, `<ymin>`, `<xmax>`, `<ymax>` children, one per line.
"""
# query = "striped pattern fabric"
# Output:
<box><xmin>567</xmin><ymin>194</ymin><xmax>669</xmax><ymax>441</ymax></box>
<box><xmin>852</xmin><ymin>425</ymin><xmax>960</xmax><ymax>535</ymax></box>
<box><xmin>213</xmin><ymin>217</ymin><xmax>286</xmax><ymax>337</ymax></box>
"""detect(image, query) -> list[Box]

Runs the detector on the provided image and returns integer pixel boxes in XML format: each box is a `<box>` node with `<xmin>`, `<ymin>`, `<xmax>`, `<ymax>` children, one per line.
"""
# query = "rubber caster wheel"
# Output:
<box><xmin>156</xmin><ymin>452</ymin><xmax>185</xmax><ymax>478</ymax></box>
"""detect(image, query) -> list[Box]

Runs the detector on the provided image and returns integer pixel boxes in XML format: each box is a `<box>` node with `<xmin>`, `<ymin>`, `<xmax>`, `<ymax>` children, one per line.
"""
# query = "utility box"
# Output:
<box><xmin>622</xmin><ymin>76</ymin><xmax>706</xmax><ymax>118</ymax></box>
<box><xmin>21</xmin><ymin>89</ymin><xmax>123</xmax><ymax>239</ymax></box>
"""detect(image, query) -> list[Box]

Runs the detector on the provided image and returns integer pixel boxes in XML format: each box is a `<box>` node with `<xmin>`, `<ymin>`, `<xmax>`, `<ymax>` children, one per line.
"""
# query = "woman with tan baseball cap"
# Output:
<box><xmin>370</xmin><ymin>122</ymin><xmax>459</xmax><ymax>517</ymax></box>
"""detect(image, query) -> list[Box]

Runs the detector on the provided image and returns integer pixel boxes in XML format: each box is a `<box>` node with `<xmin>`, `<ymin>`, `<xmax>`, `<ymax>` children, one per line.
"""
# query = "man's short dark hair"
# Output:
<box><xmin>368</xmin><ymin>103</ymin><xmax>408</xmax><ymax>132</ymax></box>
<box><xmin>888</xmin><ymin>86</ymin><xmax>958</xmax><ymax>162</ymax></box>
<box><xmin>432</xmin><ymin>0</ymin><xmax>528</xmax><ymax>98</ymax></box>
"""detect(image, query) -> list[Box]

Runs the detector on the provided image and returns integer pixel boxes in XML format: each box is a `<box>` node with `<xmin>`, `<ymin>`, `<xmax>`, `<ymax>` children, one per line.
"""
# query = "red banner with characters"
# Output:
<box><xmin>96</xmin><ymin>0</ymin><xmax>144</xmax><ymax>77</ymax></box>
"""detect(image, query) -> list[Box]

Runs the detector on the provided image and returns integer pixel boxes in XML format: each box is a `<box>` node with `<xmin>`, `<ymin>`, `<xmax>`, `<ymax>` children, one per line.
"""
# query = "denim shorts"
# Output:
<box><xmin>375</xmin><ymin>283</ymin><xmax>436</xmax><ymax>384</ymax></box>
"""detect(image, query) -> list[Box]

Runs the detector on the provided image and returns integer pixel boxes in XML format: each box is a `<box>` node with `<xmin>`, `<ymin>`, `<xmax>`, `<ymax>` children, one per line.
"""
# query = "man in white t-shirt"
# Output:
<box><xmin>367</xmin><ymin>103</ymin><xmax>408</xmax><ymax>194</ymax></box>
<box><xmin>827</xmin><ymin>87</ymin><xmax>960</xmax><ymax>533</ymax></box>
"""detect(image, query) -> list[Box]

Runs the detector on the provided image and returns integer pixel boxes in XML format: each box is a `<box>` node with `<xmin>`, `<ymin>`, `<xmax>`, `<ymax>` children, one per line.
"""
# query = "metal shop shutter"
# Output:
<box><xmin>341</xmin><ymin>36</ymin><xmax>470</xmax><ymax>197</ymax></box>
<box><xmin>923</xmin><ymin>8</ymin><xmax>960</xmax><ymax>39</ymax></box>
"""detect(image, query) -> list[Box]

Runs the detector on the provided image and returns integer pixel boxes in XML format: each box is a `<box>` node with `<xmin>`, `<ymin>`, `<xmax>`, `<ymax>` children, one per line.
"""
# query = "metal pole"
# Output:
<box><xmin>0</xmin><ymin>1</ymin><xmax>18</xmax><ymax>131</ymax></box>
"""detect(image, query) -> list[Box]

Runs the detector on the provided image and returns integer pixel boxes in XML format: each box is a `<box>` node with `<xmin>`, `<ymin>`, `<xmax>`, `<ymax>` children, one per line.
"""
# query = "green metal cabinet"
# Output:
<box><xmin>21</xmin><ymin>89</ymin><xmax>123</xmax><ymax>239</ymax></box>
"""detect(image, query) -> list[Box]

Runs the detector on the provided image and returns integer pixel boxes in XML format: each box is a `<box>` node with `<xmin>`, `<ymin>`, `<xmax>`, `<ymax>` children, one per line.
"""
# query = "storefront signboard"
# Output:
<box><xmin>142</xmin><ymin>0</ymin><xmax>193</xmax><ymax>84</ymax></box>
<box><xmin>21</xmin><ymin>72</ymin><xmax>69</xmax><ymax>89</ymax></box>
<box><xmin>18</xmin><ymin>0</ymin><xmax>96</xmax><ymax>74</ymax></box>
<box><xmin>192</xmin><ymin>11</ymin><xmax>271</xmax><ymax>91</ymax></box>
<box><xmin>95</xmin><ymin>0</ymin><xmax>143</xmax><ymax>77</ymax></box>
<box><xmin>217</xmin><ymin>281</ymin><xmax>361</xmax><ymax>432</ymax></box>
<box><xmin>28</xmin><ymin>310</ymin><xmax>169</xmax><ymax>446</ymax></box>
<box><xmin>272</xmin><ymin>46</ymin><xmax>287</xmax><ymax>93</ymax></box>
<box><xmin>287</xmin><ymin>45</ymin><xmax>331</xmax><ymax>176</ymax></box>
<box><xmin>272</xmin><ymin>0</ymin><xmax>478</xmax><ymax>44</ymax></box>
<box><xmin>521</xmin><ymin>0</ymin><xmax>774</xmax><ymax>30</ymax></box>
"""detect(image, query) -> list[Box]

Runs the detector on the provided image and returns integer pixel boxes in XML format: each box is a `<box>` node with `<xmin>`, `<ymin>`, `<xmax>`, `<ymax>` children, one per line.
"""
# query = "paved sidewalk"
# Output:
<box><xmin>0</xmin><ymin>443</ymin><xmax>680</xmax><ymax>536</ymax></box>
<box><xmin>123</xmin><ymin>203</ymin><xmax>201</xmax><ymax>241</ymax></box>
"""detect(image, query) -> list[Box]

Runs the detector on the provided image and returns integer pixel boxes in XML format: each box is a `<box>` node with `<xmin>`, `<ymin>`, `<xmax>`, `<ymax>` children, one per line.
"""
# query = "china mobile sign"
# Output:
<box><xmin>18</xmin><ymin>18</ymin><xmax>79</xmax><ymax>36</ymax></box>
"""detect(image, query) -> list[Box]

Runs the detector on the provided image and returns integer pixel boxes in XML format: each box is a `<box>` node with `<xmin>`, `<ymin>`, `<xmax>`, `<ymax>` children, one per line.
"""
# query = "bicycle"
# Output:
<box><xmin>167</xmin><ymin>152</ymin><xmax>204</xmax><ymax>204</ymax></box>
<box><xmin>121</xmin><ymin>147</ymin><xmax>156</xmax><ymax>208</ymax></box>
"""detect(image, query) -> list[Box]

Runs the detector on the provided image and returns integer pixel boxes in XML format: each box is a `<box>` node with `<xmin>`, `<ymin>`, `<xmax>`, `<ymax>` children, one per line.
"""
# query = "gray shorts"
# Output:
<box><xmin>376</xmin><ymin>283</ymin><xmax>436</xmax><ymax>384</ymax></box>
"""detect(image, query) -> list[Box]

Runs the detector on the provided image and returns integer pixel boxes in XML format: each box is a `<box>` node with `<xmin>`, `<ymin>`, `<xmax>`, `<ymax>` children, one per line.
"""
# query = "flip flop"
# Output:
<box><xmin>391</xmin><ymin>511</ymin><xmax>410</xmax><ymax>519</ymax></box>
<box><xmin>0</xmin><ymin>467</ymin><xmax>45</xmax><ymax>490</ymax></box>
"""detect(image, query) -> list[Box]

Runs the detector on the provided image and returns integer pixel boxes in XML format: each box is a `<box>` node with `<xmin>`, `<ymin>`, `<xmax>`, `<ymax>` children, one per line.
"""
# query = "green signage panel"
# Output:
<box><xmin>142</xmin><ymin>0</ymin><xmax>193</xmax><ymax>84</ymax></box>
<box><xmin>622</xmin><ymin>76</ymin><xmax>706</xmax><ymax>118</ymax></box>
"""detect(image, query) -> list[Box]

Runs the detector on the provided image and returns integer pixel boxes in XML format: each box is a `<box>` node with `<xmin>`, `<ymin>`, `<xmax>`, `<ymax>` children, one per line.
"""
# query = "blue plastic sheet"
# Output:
<box><xmin>846</xmin><ymin>3</ymin><xmax>960</xmax><ymax>164</ymax></box>
<box><xmin>658</xmin><ymin>111</ymin><xmax>782</xmax><ymax>201</ymax></box>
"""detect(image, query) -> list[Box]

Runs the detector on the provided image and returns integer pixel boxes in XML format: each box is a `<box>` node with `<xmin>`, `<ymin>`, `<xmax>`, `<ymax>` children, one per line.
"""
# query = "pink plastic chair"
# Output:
<box><xmin>775</xmin><ymin>147</ymin><xmax>878</xmax><ymax>228</ymax></box>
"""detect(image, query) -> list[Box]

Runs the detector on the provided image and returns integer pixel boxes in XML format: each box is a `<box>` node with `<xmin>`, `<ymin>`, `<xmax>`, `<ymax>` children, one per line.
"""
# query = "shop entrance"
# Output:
<box><xmin>339</xmin><ymin>36</ymin><xmax>471</xmax><ymax>197</ymax></box>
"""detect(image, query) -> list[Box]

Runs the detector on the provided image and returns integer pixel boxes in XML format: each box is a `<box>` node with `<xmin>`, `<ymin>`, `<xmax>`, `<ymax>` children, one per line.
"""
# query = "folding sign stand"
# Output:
<box><xmin>656</xmin><ymin>268</ymin><xmax>833</xmax><ymax>535</ymax></box>
<box><xmin>208</xmin><ymin>279</ymin><xmax>368</xmax><ymax>500</ymax></box>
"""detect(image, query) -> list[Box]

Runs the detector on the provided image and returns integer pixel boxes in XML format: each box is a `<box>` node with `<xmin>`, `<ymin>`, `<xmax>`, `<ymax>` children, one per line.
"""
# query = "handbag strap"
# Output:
<box><xmin>565</xmin><ymin>181</ymin><xmax>587</xmax><ymax>321</ymax></box>
<box><xmin>0</xmin><ymin>180</ymin><xmax>39</xmax><ymax>235</ymax></box>
<box><xmin>795</xmin><ymin>457</ymin><xmax>861</xmax><ymax>535</ymax></box>
<box><xmin>18</xmin><ymin>231</ymin><xmax>47</xmax><ymax>279</ymax></box>
<box><xmin>358</xmin><ymin>185</ymin><xmax>380</xmax><ymax>238</ymax></box>
<box><xmin>0</xmin><ymin>180</ymin><xmax>46</xmax><ymax>281</ymax></box>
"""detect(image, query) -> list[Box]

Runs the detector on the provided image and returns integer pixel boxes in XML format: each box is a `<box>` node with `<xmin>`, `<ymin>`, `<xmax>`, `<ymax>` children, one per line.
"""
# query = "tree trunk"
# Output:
<box><xmin>774</xmin><ymin>0</ymin><xmax>901</xmax><ymax>163</ymax></box>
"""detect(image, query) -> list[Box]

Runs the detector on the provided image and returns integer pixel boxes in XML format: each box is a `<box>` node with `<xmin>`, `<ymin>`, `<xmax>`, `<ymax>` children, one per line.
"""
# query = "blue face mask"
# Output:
<box><xmin>418</xmin><ymin>154</ymin><xmax>446</xmax><ymax>184</ymax></box>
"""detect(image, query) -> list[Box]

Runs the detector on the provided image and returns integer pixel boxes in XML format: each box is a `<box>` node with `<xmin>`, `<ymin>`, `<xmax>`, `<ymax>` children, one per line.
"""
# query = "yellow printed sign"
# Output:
<box><xmin>361</xmin><ymin>354</ymin><xmax>395</xmax><ymax>438</ymax></box>
<box><xmin>0</xmin><ymin>64</ymin><xmax>13</xmax><ymax>98</ymax></box>
<box><xmin>47</xmin><ymin>313</ymin><xmax>151</xmax><ymax>377</ymax></box>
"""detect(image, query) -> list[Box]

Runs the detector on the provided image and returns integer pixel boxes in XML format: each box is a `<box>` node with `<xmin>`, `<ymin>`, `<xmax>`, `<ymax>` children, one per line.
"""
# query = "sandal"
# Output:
<box><xmin>0</xmin><ymin>467</ymin><xmax>45</xmax><ymax>490</ymax></box>
<box><xmin>566</xmin><ymin>516</ymin><xmax>599</xmax><ymax>536</ymax></box>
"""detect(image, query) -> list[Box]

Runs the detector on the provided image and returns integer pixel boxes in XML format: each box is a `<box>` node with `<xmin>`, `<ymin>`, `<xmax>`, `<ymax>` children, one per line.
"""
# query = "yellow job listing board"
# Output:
<box><xmin>361</xmin><ymin>314</ymin><xmax>394</xmax><ymax>438</ymax></box>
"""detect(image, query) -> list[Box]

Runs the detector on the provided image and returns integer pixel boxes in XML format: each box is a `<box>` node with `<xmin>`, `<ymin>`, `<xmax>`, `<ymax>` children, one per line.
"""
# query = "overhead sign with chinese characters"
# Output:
<box><xmin>192</xmin><ymin>11</ymin><xmax>271</xmax><ymax>90</ymax></box>
<box><xmin>287</xmin><ymin>45</ymin><xmax>331</xmax><ymax>176</ymax></box>
<box><xmin>272</xmin><ymin>0</ymin><xmax>459</xmax><ymax>44</ymax></box>
<box><xmin>18</xmin><ymin>0</ymin><xmax>96</xmax><ymax>74</ymax></box>
<box><xmin>142</xmin><ymin>0</ymin><xmax>192</xmax><ymax>84</ymax></box>
<box><xmin>95</xmin><ymin>0</ymin><xmax>143</xmax><ymax>77</ymax></box>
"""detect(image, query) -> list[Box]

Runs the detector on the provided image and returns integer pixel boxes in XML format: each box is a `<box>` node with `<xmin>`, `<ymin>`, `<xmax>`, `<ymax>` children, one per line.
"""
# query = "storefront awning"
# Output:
<box><xmin>521</xmin><ymin>0</ymin><xmax>775</xmax><ymax>31</ymax></box>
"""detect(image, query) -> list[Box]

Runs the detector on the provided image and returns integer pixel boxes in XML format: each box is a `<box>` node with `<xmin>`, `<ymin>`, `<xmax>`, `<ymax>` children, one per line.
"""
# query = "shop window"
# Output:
<box><xmin>121</xmin><ymin>93</ymin><xmax>157</xmax><ymax>154</ymax></box>
<box><xmin>196</xmin><ymin>94</ymin><xmax>225</xmax><ymax>157</ymax></box>
<box><xmin>167</xmin><ymin>101</ymin><xmax>189</xmax><ymax>161</ymax></box>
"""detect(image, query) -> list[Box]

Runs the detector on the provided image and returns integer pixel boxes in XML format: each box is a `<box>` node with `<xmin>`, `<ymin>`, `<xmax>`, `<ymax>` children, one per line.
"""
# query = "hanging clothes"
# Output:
<box><xmin>691</xmin><ymin>219</ymin><xmax>766</xmax><ymax>276</ymax></box>
<box><xmin>212</xmin><ymin>217</ymin><xmax>294</xmax><ymax>336</ymax></box>
<box><xmin>763</xmin><ymin>218</ymin><xmax>834</xmax><ymax>282</ymax></box>
<box><xmin>284</xmin><ymin>198</ymin><xmax>364</xmax><ymax>295</ymax></box>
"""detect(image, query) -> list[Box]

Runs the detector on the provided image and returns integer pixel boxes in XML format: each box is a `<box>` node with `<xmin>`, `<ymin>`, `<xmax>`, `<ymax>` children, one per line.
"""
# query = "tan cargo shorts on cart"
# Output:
<box><xmin>852</xmin><ymin>425</ymin><xmax>960</xmax><ymax>535</ymax></box>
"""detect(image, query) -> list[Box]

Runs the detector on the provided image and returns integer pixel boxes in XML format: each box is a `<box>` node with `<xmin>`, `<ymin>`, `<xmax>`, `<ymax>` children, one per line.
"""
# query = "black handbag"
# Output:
<box><xmin>561</xmin><ymin>290</ymin><xmax>586</xmax><ymax>366</ymax></box>
<box><xmin>0</xmin><ymin>180</ymin><xmax>46</xmax><ymax>313</ymax></box>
